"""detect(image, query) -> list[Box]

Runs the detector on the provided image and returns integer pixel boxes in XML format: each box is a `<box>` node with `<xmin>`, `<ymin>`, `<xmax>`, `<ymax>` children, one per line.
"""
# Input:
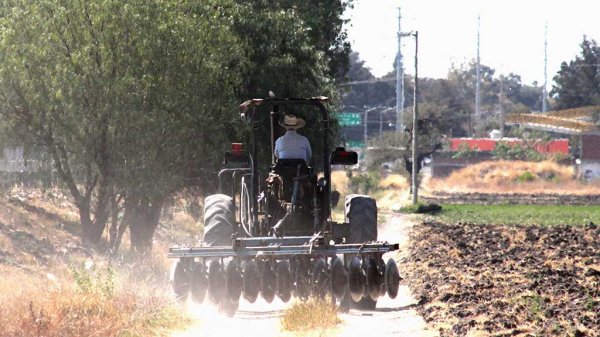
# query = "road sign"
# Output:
<box><xmin>338</xmin><ymin>112</ymin><xmax>362</xmax><ymax>126</ymax></box>
<box><xmin>346</xmin><ymin>140</ymin><xmax>365</xmax><ymax>148</ymax></box>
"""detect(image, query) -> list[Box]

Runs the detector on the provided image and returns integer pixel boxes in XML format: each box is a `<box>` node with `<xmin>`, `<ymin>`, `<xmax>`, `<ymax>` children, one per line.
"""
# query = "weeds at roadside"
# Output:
<box><xmin>280</xmin><ymin>298</ymin><xmax>341</xmax><ymax>332</ymax></box>
<box><xmin>0</xmin><ymin>262</ymin><xmax>189</xmax><ymax>337</ymax></box>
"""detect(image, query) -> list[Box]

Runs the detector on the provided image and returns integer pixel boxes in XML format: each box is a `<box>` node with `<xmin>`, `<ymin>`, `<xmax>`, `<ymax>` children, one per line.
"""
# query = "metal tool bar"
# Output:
<box><xmin>167</xmin><ymin>242</ymin><xmax>399</xmax><ymax>259</ymax></box>
<box><xmin>233</xmin><ymin>236</ymin><xmax>321</xmax><ymax>247</ymax></box>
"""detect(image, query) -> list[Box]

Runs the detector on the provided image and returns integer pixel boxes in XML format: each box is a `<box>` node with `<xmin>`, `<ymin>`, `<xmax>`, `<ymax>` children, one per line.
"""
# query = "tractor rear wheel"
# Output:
<box><xmin>344</xmin><ymin>194</ymin><xmax>378</xmax><ymax>310</ymax></box>
<box><xmin>345</xmin><ymin>194</ymin><xmax>377</xmax><ymax>244</ymax></box>
<box><xmin>202</xmin><ymin>194</ymin><xmax>238</xmax><ymax>314</ymax></box>
<box><xmin>203</xmin><ymin>194</ymin><xmax>235</xmax><ymax>246</ymax></box>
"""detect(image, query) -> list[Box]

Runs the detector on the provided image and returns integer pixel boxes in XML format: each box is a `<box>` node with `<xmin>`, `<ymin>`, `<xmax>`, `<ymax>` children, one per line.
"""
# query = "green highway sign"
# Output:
<box><xmin>346</xmin><ymin>140</ymin><xmax>365</xmax><ymax>148</ymax></box>
<box><xmin>337</xmin><ymin>112</ymin><xmax>362</xmax><ymax>126</ymax></box>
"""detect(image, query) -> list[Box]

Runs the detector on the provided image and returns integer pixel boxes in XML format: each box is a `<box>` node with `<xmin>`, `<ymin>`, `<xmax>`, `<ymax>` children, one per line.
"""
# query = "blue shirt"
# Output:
<box><xmin>275</xmin><ymin>131</ymin><xmax>312</xmax><ymax>162</ymax></box>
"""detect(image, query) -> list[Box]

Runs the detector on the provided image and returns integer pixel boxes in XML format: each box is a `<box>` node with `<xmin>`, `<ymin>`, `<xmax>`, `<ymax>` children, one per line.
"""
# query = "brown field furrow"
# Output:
<box><xmin>400</xmin><ymin>221</ymin><xmax>600</xmax><ymax>337</ymax></box>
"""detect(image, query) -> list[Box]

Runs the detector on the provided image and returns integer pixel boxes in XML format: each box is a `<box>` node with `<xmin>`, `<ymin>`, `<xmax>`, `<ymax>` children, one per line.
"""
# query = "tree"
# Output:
<box><xmin>0</xmin><ymin>0</ymin><xmax>243</xmax><ymax>250</ymax></box>
<box><xmin>0</xmin><ymin>0</ymin><xmax>352</xmax><ymax>253</ymax></box>
<box><xmin>273</xmin><ymin>0</ymin><xmax>353</xmax><ymax>81</ymax></box>
<box><xmin>342</xmin><ymin>52</ymin><xmax>399</xmax><ymax>109</ymax></box>
<box><xmin>229</xmin><ymin>1</ymin><xmax>347</xmax><ymax>170</ymax></box>
<box><xmin>551</xmin><ymin>36</ymin><xmax>600</xmax><ymax>109</ymax></box>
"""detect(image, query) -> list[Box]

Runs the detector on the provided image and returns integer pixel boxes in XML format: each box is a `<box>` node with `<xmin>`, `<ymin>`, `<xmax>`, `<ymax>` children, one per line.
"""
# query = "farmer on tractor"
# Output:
<box><xmin>274</xmin><ymin>114</ymin><xmax>312</xmax><ymax>162</ymax></box>
<box><xmin>270</xmin><ymin>114</ymin><xmax>315</xmax><ymax>235</ymax></box>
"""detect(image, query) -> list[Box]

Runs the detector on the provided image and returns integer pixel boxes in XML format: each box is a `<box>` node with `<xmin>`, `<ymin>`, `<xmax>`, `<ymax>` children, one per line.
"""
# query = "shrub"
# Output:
<box><xmin>348</xmin><ymin>171</ymin><xmax>380</xmax><ymax>194</ymax></box>
<box><xmin>518</xmin><ymin>171</ymin><xmax>536</xmax><ymax>182</ymax></box>
<box><xmin>452</xmin><ymin>142</ymin><xmax>478</xmax><ymax>159</ymax></box>
<box><xmin>280</xmin><ymin>299</ymin><xmax>340</xmax><ymax>331</ymax></box>
<box><xmin>492</xmin><ymin>141</ymin><xmax>555</xmax><ymax>162</ymax></box>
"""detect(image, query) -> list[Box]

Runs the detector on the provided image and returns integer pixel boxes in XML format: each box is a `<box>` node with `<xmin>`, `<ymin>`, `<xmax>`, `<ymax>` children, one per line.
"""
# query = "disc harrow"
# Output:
<box><xmin>169</xmin><ymin>236</ymin><xmax>401</xmax><ymax>311</ymax></box>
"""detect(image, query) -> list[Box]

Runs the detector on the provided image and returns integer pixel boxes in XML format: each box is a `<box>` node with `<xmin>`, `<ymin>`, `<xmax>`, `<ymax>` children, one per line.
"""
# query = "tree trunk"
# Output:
<box><xmin>49</xmin><ymin>143</ymin><xmax>110</xmax><ymax>246</ymax></box>
<box><xmin>79</xmin><ymin>200</ymin><xmax>95</xmax><ymax>243</ymax></box>
<box><xmin>109</xmin><ymin>193</ymin><xmax>121</xmax><ymax>253</ymax></box>
<box><xmin>128</xmin><ymin>195</ymin><xmax>165</xmax><ymax>255</ymax></box>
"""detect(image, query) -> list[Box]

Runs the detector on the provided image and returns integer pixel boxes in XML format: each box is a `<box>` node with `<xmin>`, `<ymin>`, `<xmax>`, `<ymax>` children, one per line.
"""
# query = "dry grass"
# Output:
<box><xmin>0</xmin><ymin>261</ymin><xmax>189</xmax><ymax>337</ymax></box>
<box><xmin>280</xmin><ymin>298</ymin><xmax>341</xmax><ymax>332</ymax></box>
<box><xmin>331</xmin><ymin>170</ymin><xmax>350</xmax><ymax>196</ymax></box>
<box><xmin>379</xmin><ymin>174</ymin><xmax>409</xmax><ymax>190</ymax></box>
<box><xmin>376</xmin><ymin>174</ymin><xmax>410</xmax><ymax>211</ymax></box>
<box><xmin>425</xmin><ymin>160</ymin><xmax>600</xmax><ymax>195</ymax></box>
<box><xmin>332</xmin><ymin>170</ymin><xmax>411</xmax><ymax>213</ymax></box>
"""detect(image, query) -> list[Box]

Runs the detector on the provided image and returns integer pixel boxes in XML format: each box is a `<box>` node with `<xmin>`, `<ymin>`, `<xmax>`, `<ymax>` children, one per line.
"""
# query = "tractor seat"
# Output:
<box><xmin>271</xmin><ymin>158</ymin><xmax>310</xmax><ymax>176</ymax></box>
<box><xmin>270</xmin><ymin>159</ymin><xmax>312</xmax><ymax>202</ymax></box>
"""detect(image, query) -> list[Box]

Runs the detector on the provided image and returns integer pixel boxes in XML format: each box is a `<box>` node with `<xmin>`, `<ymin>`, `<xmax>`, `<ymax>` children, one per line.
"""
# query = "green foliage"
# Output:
<box><xmin>452</xmin><ymin>142</ymin><xmax>478</xmax><ymax>159</ymax></box>
<box><xmin>364</xmin><ymin>131</ymin><xmax>405</xmax><ymax>171</ymax></box>
<box><xmin>70</xmin><ymin>264</ymin><xmax>115</xmax><ymax>299</ymax></box>
<box><xmin>0</xmin><ymin>0</ymin><xmax>352</xmax><ymax>250</ymax></box>
<box><xmin>551</xmin><ymin>37</ymin><xmax>600</xmax><ymax>109</ymax></box>
<box><xmin>347</xmin><ymin>170</ymin><xmax>379</xmax><ymax>194</ymax></box>
<box><xmin>232</xmin><ymin>1</ymin><xmax>347</xmax><ymax>169</ymax></box>
<box><xmin>518</xmin><ymin>171</ymin><xmax>536</xmax><ymax>182</ymax></box>
<box><xmin>0</xmin><ymin>0</ymin><xmax>247</xmax><ymax>245</ymax></box>
<box><xmin>492</xmin><ymin>142</ymin><xmax>544</xmax><ymax>161</ymax></box>
<box><xmin>522</xmin><ymin>295</ymin><xmax>549</xmax><ymax>320</ymax></box>
<box><xmin>436</xmin><ymin>204</ymin><xmax>600</xmax><ymax>226</ymax></box>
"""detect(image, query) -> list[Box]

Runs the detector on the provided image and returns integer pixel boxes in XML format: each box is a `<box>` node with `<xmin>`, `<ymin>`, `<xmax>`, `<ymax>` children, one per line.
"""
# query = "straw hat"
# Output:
<box><xmin>279</xmin><ymin>114</ymin><xmax>305</xmax><ymax>129</ymax></box>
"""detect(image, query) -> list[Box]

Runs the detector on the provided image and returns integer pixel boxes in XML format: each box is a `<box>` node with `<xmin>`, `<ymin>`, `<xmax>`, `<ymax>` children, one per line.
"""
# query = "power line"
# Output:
<box><xmin>338</xmin><ymin>78</ymin><xmax>396</xmax><ymax>86</ymax></box>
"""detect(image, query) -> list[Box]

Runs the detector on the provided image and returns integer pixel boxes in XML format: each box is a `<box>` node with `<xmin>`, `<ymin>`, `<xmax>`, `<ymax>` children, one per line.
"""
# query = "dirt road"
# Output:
<box><xmin>172</xmin><ymin>213</ymin><xmax>438</xmax><ymax>337</ymax></box>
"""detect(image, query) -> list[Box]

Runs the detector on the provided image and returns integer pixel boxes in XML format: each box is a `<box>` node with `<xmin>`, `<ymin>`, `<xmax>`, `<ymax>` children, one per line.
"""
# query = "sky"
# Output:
<box><xmin>346</xmin><ymin>0</ymin><xmax>600</xmax><ymax>85</ymax></box>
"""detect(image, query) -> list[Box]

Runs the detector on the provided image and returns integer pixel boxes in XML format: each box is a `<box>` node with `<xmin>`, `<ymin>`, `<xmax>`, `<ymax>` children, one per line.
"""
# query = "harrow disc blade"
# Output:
<box><xmin>260</xmin><ymin>260</ymin><xmax>276</xmax><ymax>303</ymax></box>
<box><xmin>276</xmin><ymin>260</ymin><xmax>292</xmax><ymax>303</ymax></box>
<box><xmin>347</xmin><ymin>256</ymin><xmax>365</xmax><ymax>303</ymax></box>
<box><xmin>208</xmin><ymin>260</ymin><xmax>226</xmax><ymax>304</ymax></box>
<box><xmin>242</xmin><ymin>260</ymin><xmax>259</xmax><ymax>303</ymax></box>
<box><xmin>330</xmin><ymin>256</ymin><xmax>348</xmax><ymax>299</ymax></box>
<box><xmin>294</xmin><ymin>259</ymin><xmax>310</xmax><ymax>301</ymax></box>
<box><xmin>172</xmin><ymin>260</ymin><xmax>191</xmax><ymax>302</ymax></box>
<box><xmin>385</xmin><ymin>259</ymin><xmax>401</xmax><ymax>299</ymax></box>
<box><xmin>218</xmin><ymin>296</ymin><xmax>239</xmax><ymax>317</ymax></box>
<box><xmin>226</xmin><ymin>259</ymin><xmax>243</xmax><ymax>302</ymax></box>
<box><xmin>365</xmin><ymin>258</ymin><xmax>381</xmax><ymax>301</ymax></box>
<box><xmin>311</xmin><ymin>258</ymin><xmax>329</xmax><ymax>299</ymax></box>
<box><xmin>190</xmin><ymin>263</ymin><xmax>208</xmax><ymax>304</ymax></box>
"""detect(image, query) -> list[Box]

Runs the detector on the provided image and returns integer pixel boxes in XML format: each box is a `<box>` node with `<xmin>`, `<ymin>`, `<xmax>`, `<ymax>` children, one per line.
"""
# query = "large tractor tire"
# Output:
<box><xmin>203</xmin><ymin>194</ymin><xmax>235</xmax><ymax>246</ymax></box>
<box><xmin>344</xmin><ymin>194</ymin><xmax>378</xmax><ymax>310</ymax></box>
<box><xmin>345</xmin><ymin>194</ymin><xmax>377</xmax><ymax>244</ymax></box>
<box><xmin>201</xmin><ymin>194</ymin><xmax>238</xmax><ymax>314</ymax></box>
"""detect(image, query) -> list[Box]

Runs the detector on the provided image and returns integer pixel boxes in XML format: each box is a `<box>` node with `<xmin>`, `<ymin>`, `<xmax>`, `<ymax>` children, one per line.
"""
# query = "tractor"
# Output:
<box><xmin>169</xmin><ymin>97</ymin><xmax>401</xmax><ymax>316</ymax></box>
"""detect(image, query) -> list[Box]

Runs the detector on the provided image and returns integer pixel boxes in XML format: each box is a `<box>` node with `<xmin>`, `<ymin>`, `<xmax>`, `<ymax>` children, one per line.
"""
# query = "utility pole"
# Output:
<box><xmin>499</xmin><ymin>75</ymin><xmax>505</xmax><ymax>138</ymax></box>
<box><xmin>542</xmin><ymin>22</ymin><xmax>548</xmax><ymax>113</ymax></box>
<box><xmin>395</xmin><ymin>7</ymin><xmax>405</xmax><ymax>132</ymax></box>
<box><xmin>399</xmin><ymin>28</ymin><xmax>419</xmax><ymax>204</ymax></box>
<box><xmin>363</xmin><ymin>108</ymin><xmax>369</xmax><ymax>148</ymax></box>
<box><xmin>475</xmin><ymin>15</ymin><xmax>481</xmax><ymax>136</ymax></box>
<box><xmin>411</xmin><ymin>31</ymin><xmax>419</xmax><ymax>205</ymax></box>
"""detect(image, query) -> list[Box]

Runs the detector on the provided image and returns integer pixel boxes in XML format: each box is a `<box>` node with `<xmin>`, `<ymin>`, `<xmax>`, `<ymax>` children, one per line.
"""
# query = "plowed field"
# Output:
<box><xmin>401</xmin><ymin>221</ymin><xmax>600</xmax><ymax>336</ymax></box>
